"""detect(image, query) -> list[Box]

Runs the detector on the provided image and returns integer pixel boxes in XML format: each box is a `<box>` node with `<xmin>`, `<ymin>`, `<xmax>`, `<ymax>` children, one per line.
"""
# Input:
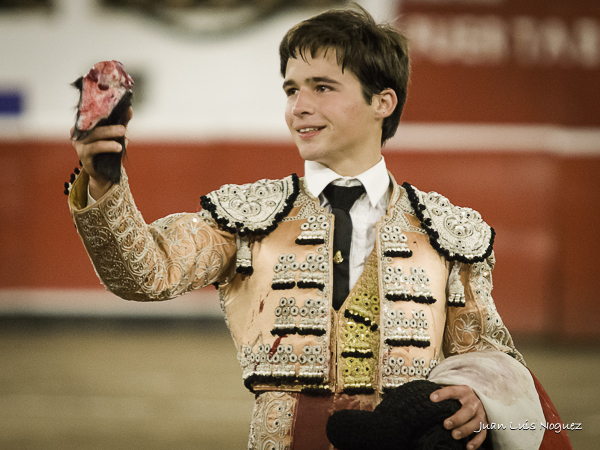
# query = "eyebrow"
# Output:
<box><xmin>282</xmin><ymin>76</ymin><xmax>341</xmax><ymax>90</ymax></box>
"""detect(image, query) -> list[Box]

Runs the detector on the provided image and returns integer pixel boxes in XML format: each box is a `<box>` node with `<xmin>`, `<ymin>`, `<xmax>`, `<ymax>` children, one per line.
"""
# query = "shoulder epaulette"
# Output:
<box><xmin>200</xmin><ymin>173</ymin><xmax>300</xmax><ymax>237</ymax></box>
<box><xmin>402</xmin><ymin>182</ymin><xmax>494</xmax><ymax>263</ymax></box>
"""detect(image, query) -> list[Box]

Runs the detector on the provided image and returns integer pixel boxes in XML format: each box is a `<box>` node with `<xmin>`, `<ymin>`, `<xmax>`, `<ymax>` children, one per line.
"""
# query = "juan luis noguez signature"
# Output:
<box><xmin>474</xmin><ymin>421</ymin><xmax>582</xmax><ymax>434</ymax></box>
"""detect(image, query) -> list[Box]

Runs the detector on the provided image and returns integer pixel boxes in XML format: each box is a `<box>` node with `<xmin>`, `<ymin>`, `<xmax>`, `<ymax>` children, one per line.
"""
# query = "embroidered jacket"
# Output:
<box><xmin>68</xmin><ymin>169</ymin><xmax>524</xmax><ymax>396</ymax></box>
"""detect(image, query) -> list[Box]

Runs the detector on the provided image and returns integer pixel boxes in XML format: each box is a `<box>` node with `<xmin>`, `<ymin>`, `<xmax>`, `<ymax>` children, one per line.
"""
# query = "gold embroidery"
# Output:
<box><xmin>338</xmin><ymin>252</ymin><xmax>380</xmax><ymax>392</ymax></box>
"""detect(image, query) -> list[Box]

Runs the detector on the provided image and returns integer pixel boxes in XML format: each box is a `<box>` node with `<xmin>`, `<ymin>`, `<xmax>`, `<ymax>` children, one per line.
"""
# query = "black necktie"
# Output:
<box><xmin>323</xmin><ymin>183</ymin><xmax>366</xmax><ymax>310</ymax></box>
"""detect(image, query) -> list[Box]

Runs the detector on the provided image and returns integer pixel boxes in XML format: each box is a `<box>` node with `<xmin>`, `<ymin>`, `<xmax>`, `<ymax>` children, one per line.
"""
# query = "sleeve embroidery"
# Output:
<box><xmin>443</xmin><ymin>253</ymin><xmax>526</xmax><ymax>365</ymax></box>
<box><xmin>70</xmin><ymin>170</ymin><xmax>236</xmax><ymax>301</ymax></box>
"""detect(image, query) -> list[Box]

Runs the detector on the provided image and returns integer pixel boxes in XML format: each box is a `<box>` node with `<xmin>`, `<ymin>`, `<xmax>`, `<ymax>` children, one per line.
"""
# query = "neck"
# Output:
<box><xmin>321</xmin><ymin>152</ymin><xmax>382</xmax><ymax>178</ymax></box>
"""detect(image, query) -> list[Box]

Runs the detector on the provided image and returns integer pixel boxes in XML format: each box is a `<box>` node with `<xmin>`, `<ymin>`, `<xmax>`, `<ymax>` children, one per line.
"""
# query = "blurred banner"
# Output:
<box><xmin>399</xmin><ymin>0</ymin><xmax>600</xmax><ymax>126</ymax></box>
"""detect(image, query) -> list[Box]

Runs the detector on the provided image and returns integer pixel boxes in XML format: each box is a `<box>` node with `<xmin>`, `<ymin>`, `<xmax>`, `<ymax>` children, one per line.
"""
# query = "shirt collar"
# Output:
<box><xmin>304</xmin><ymin>157</ymin><xmax>390</xmax><ymax>208</ymax></box>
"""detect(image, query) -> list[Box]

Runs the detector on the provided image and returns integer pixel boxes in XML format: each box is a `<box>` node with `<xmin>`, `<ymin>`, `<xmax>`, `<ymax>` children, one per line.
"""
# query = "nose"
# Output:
<box><xmin>292</xmin><ymin>89</ymin><xmax>314</xmax><ymax>117</ymax></box>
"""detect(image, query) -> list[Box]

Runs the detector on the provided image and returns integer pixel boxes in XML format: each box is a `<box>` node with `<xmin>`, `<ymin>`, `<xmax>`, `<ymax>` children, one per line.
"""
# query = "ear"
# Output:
<box><xmin>373</xmin><ymin>88</ymin><xmax>398</xmax><ymax>119</ymax></box>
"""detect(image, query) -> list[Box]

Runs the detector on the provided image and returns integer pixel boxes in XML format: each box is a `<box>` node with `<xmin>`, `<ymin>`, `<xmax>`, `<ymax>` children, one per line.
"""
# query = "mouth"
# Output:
<box><xmin>296</xmin><ymin>126</ymin><xmax>325</xmax><ymax>137</ymax></box>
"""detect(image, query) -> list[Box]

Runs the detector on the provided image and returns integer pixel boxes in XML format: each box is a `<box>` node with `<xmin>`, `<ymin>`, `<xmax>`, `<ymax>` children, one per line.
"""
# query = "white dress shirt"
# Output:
<box><xmin>304</xmin><ymin>157</ymin><xmax>392</xmax><ymax>291</ymax></box>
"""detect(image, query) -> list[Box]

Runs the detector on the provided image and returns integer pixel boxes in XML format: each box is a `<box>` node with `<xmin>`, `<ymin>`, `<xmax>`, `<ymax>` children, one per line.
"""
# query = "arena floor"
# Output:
<box><xmin>0</xmin><ymin>318</ymin><xmax>597</xmax><ymax>450</ymax></box>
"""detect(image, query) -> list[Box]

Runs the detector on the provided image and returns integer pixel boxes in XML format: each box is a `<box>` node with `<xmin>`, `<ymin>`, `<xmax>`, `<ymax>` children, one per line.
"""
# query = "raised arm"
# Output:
<box><xmin>67</xmin><ymin>117</ymin><xmax>237</xmax><ymax>302</ymax></box>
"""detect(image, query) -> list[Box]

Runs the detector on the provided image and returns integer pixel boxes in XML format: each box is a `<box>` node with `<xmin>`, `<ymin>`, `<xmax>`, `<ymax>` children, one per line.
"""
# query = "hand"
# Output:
<box><xmin>430</xmin><ymin>385</ymin><xmax>488</xmax><ymax>450</ymax></box>
<box><xmin>70</xmin><ymin>107</ymin><xmax>132</xmax><ymax>199</ymax></box>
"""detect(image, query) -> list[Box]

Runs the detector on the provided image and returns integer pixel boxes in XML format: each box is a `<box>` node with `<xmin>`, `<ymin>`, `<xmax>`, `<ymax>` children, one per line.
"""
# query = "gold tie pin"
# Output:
<box><xmin>333</xmin><ymin>251</ymin><xmax>344</xmax><ymax>264</ymax></box>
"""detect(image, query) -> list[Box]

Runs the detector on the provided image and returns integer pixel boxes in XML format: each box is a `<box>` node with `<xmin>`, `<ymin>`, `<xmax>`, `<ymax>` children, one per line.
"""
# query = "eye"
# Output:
<box><xmin>284</xmin><ymin>87</ymin><xmax>298</xmax><ymax>97</ymax></box>
<box><xmin>316</xmin><ymin>84</ymin><xmax>332</xmax><ymax>93</ymax></box>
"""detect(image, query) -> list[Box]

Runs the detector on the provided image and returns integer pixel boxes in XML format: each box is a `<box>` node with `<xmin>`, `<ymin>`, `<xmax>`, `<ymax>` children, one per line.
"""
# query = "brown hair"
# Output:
<box><xmin>279</xmin><ymin>5</ymin><xmax>409</xmax><ymax>145</ymax></box>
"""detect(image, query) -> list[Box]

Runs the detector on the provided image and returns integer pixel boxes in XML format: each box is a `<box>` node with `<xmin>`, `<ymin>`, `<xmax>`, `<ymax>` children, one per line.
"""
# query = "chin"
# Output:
<box><xmin>296</xmin><ymin>144</ymin><xmax>326</xmax><ymax>163</ymax></box>
<box><xmin>297</xmin><ymin>148</ymin><xmax>319</xmax><ymax>162</ymax></box>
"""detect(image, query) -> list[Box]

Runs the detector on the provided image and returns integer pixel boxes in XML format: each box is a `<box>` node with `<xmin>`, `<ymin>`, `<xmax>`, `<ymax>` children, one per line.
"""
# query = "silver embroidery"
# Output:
<box><xmin>203</xmin><ymin>175</ymin><xmax>297</xmax><ymax>233</ymax></box>
<box><xmin>240</xmin><ymin>343</ymin><xmax>327</xmax><ymax>383</ymax></box>
<box><xmin>381</xmin><ymin>225</ymin><xmax>412</xmax><ymax>257</ymax></box>
<box><xmin>295</xmin><ymin>214</ymin><xmax>328</xmax><ymax>245</ymax></box>
<box><xmin>444</xmin><ymin>252</ymin><xmax>525</xmax><ymax>365</ymax></box>
<box><xmin>247</xmin><ymin>391</ymin><xmax>294</xmax><ymax>450</ymax></box>
<box><xmin>383</xmin><ymin>266</ymin><xmax>435</xmax><ymax>304</ymax></box>
<box><xmin>383</xmin><ymin>266</ymin><xmax>412</xmax><ymax>301</ymax></box>
<box><xmin>72</xmin><ymin>172</ymin><xmax>233</xmax><ymax>301</ymax></box>
<box><xmin>297</xmin><ymin>253</ymin><xmax>327</xmax><ymax>290</ymax></box>
<box><xmin>298</xmin><ymin>344</ymin><xmax>327</xmax><ymax>380</ymax></box>
<box><xmin>272</xmin><ymin>297</ymin><xmax>328</xmax><ymax>336</ymax></box>
<box><xmin>418</xmin><ymin>189</ymin><xmax>493</xmax><ymax>261</ymax></box>
<box><xmin>411</xmin><ymin>267</ymin><xmax>435</xmax><ymax>303</ymax></box>
<box><xmin>381</xmin><ymin>350</ymin><xmax>439</xmax><ymax>389</ymax></box>
<box><xmin>273</xmin><ymin>298</ymin><xmax>297</xmax><ymax>334</ymax></box>
<box><xmin>271</xmin><ymin>254</ymin><xmax>297</xmax><ymax>290</ymax></box>
<box><xmin>236</xmin><ymin>234</ymin><xmax>253</xmax><ymax>273</ymax></box>
<box><xmin>282</xmin><ymin>181</ymin><xmax>333</xmax><ymax>384</ymax></box>
<box><xmin>383</xmin><ymin>307</ymin><xmax>411</xmax><ymax>346</ymax></box>
<box><xmin>298</xmin><ymin>298</ymin><xmax>328</xmax><ymax>334</ymax></box>
<box><xmin>447</xmin><ymin>262</ymin><xmax>466</xmax><ymax>306</ymax></box>
<box><xmin>383</xmin><ymin>308</ymin><xmax>431</xmax><ymax>348</ymax></box>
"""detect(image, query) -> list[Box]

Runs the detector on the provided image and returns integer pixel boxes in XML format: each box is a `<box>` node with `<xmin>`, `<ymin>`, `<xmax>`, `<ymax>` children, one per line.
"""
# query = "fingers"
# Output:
<box><xmin>431</xmin><ymin>385</ymin><xmax>488</xmax><ymax>450</ymax></box>
<box><xmin>80</xmin><ymin>124</ymin><xmax>127</xmax><ymax>145</ymax></box>
<box><xmin>70</xmin><ymin>124</ymin><xmax>128</xmax><ymax>182</ymax></box>
<box><xmin>465</xmin><ymin>425</ymin><xmax>487</xmax><ymax>450</ymax></box>
<box><xmin>445</xmin><ymin>411</ymin><xmax>486</xmax><ymax>449</ymax></box>
<box><xmin>71</xmin><ymin>125</ymin><xmax>126</xmax><ymax>156</ymax></box>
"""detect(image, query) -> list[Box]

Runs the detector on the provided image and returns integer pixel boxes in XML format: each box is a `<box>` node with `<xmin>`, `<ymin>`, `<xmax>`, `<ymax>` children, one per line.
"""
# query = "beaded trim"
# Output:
<box><xmin>297</xmin><ymin>253</ymin><xmax>327</xmax><ymax>290</ymax></box>
<box><xmin>235</xmin><ymin>234</ymin><xmax>253</xmax><ymax>275</ymax></box>
<box><xmin>63</xmin><ymin>163</ymin><xmax>82</xmax><ymax>196</ymax></box>
<box><xmin>271</xmin><ymin>253</ymin><xmax>298</xmax><ymax>290</ymax></box>
<box><xmin>240</xmin><ymin>343</ymin><xmax>327</xmax><ymax>391</ymax></box>
<box><xmin>295</xmin><ymin>214</ymin><xmax>329</xmax><ymax>245</ymax></box>
<box><xmin>200</xmin><ymin>173</ymin><xmax>299</xmax><ymax>238</ymax></box>
<box><xmin>402</xmin><ymin>182</ymin><xmax>494</xmax><ymax>263</ymax></box>
<box><xmin>383</xmin><ymin>266</ymin><xmax>436</xmax><ymax>304</ymax></box>
<box><xmin>381</xmin><ymin>354</ymin><xmax>439</xmax><ymax>390</ymax></box>
<box><xmin>271</xmin><ymin>297</ymin><xmax>328</xmax><ymax>337</ymax></box>
<box><xmin>383</xmin><ymin>308</ymin><xmax>431</xmax><ymax>348</ymax></box>
<box><xmin>380</xmin><ymin>225</ymin><xmax>413</xmax><ymax>258</ymax></box>
<box><xmin>447</xmin><ymin>262</ymin><xmax>466</xmax><ymax>307</ymax></box>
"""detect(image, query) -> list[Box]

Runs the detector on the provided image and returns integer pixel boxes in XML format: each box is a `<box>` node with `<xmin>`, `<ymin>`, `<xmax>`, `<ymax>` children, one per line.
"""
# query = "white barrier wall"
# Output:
<box><xmin>0</xmin><ymin>0</ymin><xmax>397</xmax><ymax>140</ymax></box>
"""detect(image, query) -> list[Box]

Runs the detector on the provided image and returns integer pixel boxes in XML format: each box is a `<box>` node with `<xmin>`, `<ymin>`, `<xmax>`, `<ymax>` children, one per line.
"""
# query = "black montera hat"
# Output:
<box><xmin>326</xmin><ymin>379</ymin><xmax>493</xmax><ymax>450</ymax></box>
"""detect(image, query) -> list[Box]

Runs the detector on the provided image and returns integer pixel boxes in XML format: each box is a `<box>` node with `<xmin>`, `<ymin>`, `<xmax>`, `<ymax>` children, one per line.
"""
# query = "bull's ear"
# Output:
<box><xmin>71</xmin><ymin>77</ymin><xmax>83</xmax><ymax>90</ymax></box>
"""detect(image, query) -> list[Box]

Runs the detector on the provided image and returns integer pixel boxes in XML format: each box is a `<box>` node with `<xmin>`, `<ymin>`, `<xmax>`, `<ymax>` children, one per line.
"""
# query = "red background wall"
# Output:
<box><xmin>1</xmin><ymin>140</ymin><xmax>598</xmax><ymax>339</ymax></box>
